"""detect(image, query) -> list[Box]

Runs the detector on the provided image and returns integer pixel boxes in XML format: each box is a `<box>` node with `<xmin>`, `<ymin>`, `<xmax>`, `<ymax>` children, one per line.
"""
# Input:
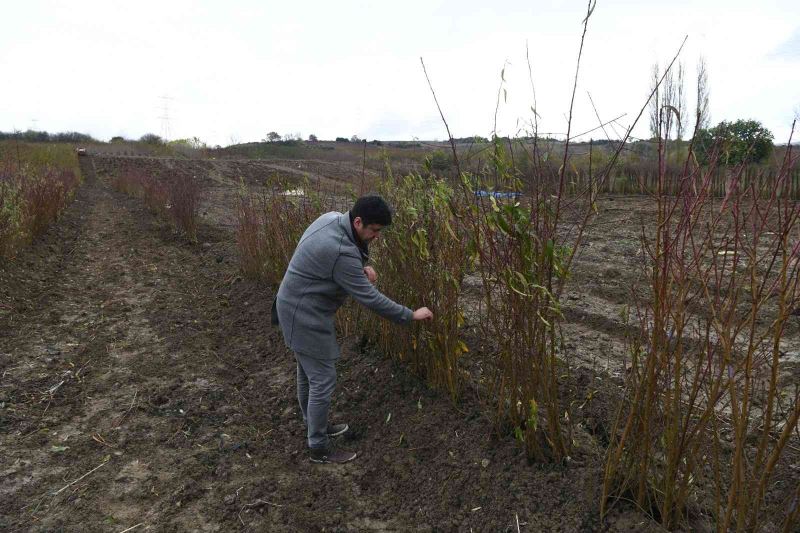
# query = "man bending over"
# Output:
<box><xmin>275</xmin><ymin>195</ymin><xmax>433</xmax><ymax>464</ymax></box>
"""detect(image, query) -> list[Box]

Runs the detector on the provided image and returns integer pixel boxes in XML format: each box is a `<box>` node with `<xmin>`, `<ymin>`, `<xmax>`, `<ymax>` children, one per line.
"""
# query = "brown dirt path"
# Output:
<box><xmin>0</xmin><ymin>173</ymin><xmax>659</xmax><ymax>531</ymax></box>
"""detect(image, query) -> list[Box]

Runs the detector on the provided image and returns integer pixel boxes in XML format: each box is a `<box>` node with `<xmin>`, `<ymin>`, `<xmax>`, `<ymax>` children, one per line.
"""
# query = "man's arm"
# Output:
<box><xmin>333</xmin><ymin>253</ymin><xmax>413</xmax><ymax>324</ymax></box>
<box><xmin>360</xmin><ymin>266</ymin><xmax>431</xmax><ymax>320</ymax></box>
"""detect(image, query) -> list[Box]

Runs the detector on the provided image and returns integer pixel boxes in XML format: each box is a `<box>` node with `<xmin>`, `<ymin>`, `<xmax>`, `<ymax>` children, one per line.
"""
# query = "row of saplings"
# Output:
<box><xmin>0</xmin><ymin>143</ymin><xmax>81</xmax><ymax>259</ymax></box>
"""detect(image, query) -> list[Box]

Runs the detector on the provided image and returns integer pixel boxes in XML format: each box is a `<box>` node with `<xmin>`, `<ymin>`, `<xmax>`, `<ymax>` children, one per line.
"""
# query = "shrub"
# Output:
<box><xmin>447</xmin><ymin>135</ymin><xmax>588</xmax><ymax>463</ymax></box>
<box><xmin>0</xmin><ymin>172</ymin><xmax>26</xmax><ymax>257</ymax></box>
<box><xmin>112</xmin><ymin>169</ymin><xmax>202</xmax><ymax>241</ymax></box>
<box><xmin>369</xmin><ymin>173</ymin><xmax>468</xmax><ymax>400</ymax></box>
<box><xmin>602</xmin><ymin>123</ymin><xmax>800</xmax><ymax>531</ymax></box>
<box><xmin>140</xmin><ymin>173</ymin><xmax>169</xmax><ymax>217</ymax></box>
<box><xmin>235</xmin><ymin>188</ymin><xmax>267</xmax><ymax>280</ymax></box>
<box><xmin>139</xmin><ymin>133</ymin><xmax>164</xmax><ymax>146</ymax></box>
<box><xmin>112</xmin><ymin>169</ymin><xmax>144</xmax><ymax>197</ymax></box>
<box><xmin>0</xmin><ymin>143</ymin><xmax>81</xmax><ymax>258</ymax></box>
<box><xmin>235</xmin><ymin>179</ymin><xmax>330</xmax><ymax>287</ymax></box>
<box><xmin>426</xmin><ymin>149</ymin><xmax>453</xmax><ymax>172</ymax></box>
<box><xmin>167</xmin><ymin>174</ymin><xmax>202</xmax><ymax>241</ymax></box>
<box><xmin>23</xmin><ymin>169</ymin><xmax>79</xmax><ymax>237</ymax></box>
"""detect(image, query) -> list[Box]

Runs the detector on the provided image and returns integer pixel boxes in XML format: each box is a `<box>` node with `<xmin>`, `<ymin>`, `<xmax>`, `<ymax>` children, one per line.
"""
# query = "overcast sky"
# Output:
<box><xmin>1</xmin><ymin>0</ymin><xmax>798</xmax><ymax>146</ymax></box>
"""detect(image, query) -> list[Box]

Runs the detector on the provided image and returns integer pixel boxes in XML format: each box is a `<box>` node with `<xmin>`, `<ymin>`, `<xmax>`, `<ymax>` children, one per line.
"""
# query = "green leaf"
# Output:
<box><xmin>445</xmin><ymin>221</ymin><xmax>457</xmax><ymax>240</ymax></box>
<box><xmin>528</xmin><ymin>399</ymin><xmax>539</xmax><ymax>431</ymax></box>
<box><xmin>545</xmin><ymin>239</ymin><xmax>555</xmax><ymax>260</ymax></box>
<box><xmin>539</xmin><ymin>310</ymin><xmax>553</xmax><ymax>327</ymax></box>
<box><xmin>495</xmin><ymin>213</ymin><xmax>511</xmax><ymax>234</ymax></box>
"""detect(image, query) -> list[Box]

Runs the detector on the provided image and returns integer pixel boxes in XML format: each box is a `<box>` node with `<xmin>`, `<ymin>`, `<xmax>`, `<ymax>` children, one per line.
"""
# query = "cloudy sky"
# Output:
<box><xmin>1</xmin><ymin>0</ymin><xmax>798</xmax><ymax>146</ymax></box>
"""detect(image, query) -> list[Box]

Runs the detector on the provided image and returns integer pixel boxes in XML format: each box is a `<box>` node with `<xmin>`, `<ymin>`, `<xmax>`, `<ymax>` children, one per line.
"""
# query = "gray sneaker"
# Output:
<box><xmin>327</xmin><ymin>423</ymin><xmax>349</xmax><ymax>437</ymax></box>
<box><xmin>303</xmin><ymin>422</ymin><xmax>350</xmax><ymax>437</ymax></box>
<box><xmin>309</xmin><ymin>445</ymin><xmax>357</xmax><ymax>464</ymax></box>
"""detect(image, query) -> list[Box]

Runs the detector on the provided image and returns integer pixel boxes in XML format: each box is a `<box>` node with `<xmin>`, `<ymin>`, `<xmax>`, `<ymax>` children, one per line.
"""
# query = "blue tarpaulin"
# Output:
<box><xmin>474</xmin><ymin>190</ymin><xmax>522</xmax><ymax>199</ymax></box>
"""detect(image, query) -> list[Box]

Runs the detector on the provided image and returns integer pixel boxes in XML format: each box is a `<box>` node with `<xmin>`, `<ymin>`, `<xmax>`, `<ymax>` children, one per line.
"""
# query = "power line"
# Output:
<box><xmin>157</xmin><ymin>95</ymin><xmax>174</xmax><ymax>140</ymax></box>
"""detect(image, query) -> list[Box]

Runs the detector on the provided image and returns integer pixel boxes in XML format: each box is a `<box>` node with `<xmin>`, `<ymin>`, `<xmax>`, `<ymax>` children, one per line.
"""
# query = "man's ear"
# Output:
<box><xmin>353</xmin><ymin>216</ymin><xmax>363</xmax><ymax>229</ymax></box>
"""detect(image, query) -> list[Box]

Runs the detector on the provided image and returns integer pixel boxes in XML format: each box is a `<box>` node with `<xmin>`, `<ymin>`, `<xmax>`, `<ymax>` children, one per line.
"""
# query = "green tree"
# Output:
<box><xmin>169</xmin><ymin>136</ymin><xmax>206</xmax><ymax>149</ymax></box>
<box><xmin>265</xmin><ymin>131</ymin><xmax>281</xmax><ymax>142</ymax></box>
<box><xmin>139</xmin><ymin>133</ymin><xmax>164</xmax><ymax>145</ymax></box>
<box><xmin>426</xmin><ymin>149</ymin><xmax>453</xmax><ymax>172</ymax></box>
<box><xmin>693</xmin><ymin>119</ymin><xmax>773</xmax><ymax>166</ymax></box>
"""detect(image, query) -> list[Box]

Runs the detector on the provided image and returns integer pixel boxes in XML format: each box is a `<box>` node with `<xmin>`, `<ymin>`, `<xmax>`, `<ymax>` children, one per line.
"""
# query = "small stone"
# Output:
<box><xmin>224</xmin><ymin>494</ymin><xmax>236</xmax><ymax>506</ymax></box>
<box><xmin>202</xmin><ymin>242</ymin><xmax>212</xmax><ymax>251</ymax></box>
<box><xmin>481</xmin><ymin>458</ymin><xmax>489</xmax><ymax>468</ymax></box>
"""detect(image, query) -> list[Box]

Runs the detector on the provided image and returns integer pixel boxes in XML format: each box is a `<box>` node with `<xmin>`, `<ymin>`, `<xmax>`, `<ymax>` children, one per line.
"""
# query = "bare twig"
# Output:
<box><xmin>244</xmin><ymin>498</ymin><xmax>283</xmax><ymax>508</ymax></box>
<box><xmin>113</xmin><ymin>388</ymin><xmax>138</xmax><ymax>426</ymax></box>
<box><xmin>238</xmin><ymin>498</ymin><xmax>284</xmax><ymax>525</ymax></box>
<box><xmin>569</xmin><ymin>114</ymin><xmax>627</xmax><ymax>141</ymax></box>
<box><xmin>420</xmin><ymin>57</ymin><xmax>462</xmax><ymax>177</ymax></box>
<box><xmin>52</xmin><ymin>459</ymin><xmax>109</xmax><ymax>496</ymax></box>
<box><xmin>361</xmin><ymin>139</ymin><xmax>367</xmax><ymax>195</ymax></box>
<box><xmin>117</xmin><ymin>523</ymin><xmax>143</xmax><ymax>533</ymax></box>
<box><xmin>557</xmin><ymin>0</ymin><xmax>596</xmax><ymax>218</ymax></box>
<box><xmin>46</xmin><ymin>380</ymin><xmax>65</xmax><ymax>395</ymax></box>
<box><xmin>586</xmin><ymin>92</ymin><xmax>615</xmax><ymax>143</ymax></box>
<box><xmin>92</xmin><ymin>433</ymin><xmax>115</xmax><ymax>448</ymax></box>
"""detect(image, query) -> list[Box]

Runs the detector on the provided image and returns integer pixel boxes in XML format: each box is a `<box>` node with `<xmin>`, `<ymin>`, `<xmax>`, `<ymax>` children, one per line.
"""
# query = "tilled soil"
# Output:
<box><xmin>0</xmin><ymin>164</ymin><xmax>649</xmax><ymax>532</ymax></box>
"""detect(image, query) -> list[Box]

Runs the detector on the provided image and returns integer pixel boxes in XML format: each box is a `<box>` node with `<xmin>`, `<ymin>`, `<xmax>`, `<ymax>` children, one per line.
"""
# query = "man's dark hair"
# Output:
<box><xmin>351</xmin><ymin>195</ymin><xmax>392</xmax><ymax>226</ymax></box>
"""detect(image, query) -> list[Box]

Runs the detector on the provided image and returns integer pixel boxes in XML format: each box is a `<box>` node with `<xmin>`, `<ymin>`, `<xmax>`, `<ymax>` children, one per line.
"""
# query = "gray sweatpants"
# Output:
<box><xmin>294</xmin><ymin>352</ymin><xmax>337</xmax><ymax>449</ymax></box>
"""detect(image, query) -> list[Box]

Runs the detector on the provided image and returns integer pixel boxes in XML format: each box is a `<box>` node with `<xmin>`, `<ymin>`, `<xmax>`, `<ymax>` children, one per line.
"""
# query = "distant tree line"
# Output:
<box><xmin>0</xmin><ymin>130</ymin><xmax>99</xmax><ymax>143</ymax></box>
<box><xmin>454</xmin><ymin>136</ymin><xmax>491</xmax><ymax>143</ymax></box>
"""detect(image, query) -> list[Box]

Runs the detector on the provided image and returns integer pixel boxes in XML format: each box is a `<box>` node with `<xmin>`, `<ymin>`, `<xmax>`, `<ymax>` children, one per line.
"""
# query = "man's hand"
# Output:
<box><xmin>412</xmin><ymin>307</ymin><xmax>433</xmax><ymax>321</ymax></box>
<box><xmin>364</xmin><ymin>266</ymin><xmax>377</xmax><ymax>284</ymax></box>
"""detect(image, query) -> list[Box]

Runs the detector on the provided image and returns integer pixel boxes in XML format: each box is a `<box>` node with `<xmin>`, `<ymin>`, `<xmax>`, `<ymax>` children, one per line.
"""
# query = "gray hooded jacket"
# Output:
<box><xmin>276</xmin><ymin>211</ymin><xmax>413</xmax><ymax>359</ymax></box>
